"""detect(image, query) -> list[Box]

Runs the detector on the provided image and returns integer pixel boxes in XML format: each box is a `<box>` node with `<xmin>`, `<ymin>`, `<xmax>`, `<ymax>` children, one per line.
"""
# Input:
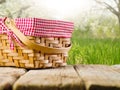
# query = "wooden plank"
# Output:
<box><xmin>75</xmin><ymin>65</ymin><xmax>120</xmax><ymax>90</ymax></box>
<box><xmin>112</xmin><ymin>65</ymin><xmax>120</xmax><ymax>73</ymax></box>
<box><xmin>13</xmin><ymin>66</ymin><xmax>84</xmax><ymax>90</ymax></box>
<box><xmin>0</xmin><ymin>67</ymin><xmax>26</xmax><ymax>90</ymax></box>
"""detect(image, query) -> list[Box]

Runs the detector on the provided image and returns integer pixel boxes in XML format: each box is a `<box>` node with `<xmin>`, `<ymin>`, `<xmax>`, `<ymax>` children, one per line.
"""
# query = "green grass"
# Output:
<box><xmin>67</xmin><ymin>30</ymin><xmax>120</xmax><ymax>65</ymax></box>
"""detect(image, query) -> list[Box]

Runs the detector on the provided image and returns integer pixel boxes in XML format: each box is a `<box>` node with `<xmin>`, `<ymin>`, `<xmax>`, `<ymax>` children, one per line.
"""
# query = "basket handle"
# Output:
<box><xmin>4</xmin><ymin>18</ymin><xmax>71</xmax><ymax>54</ymax></box>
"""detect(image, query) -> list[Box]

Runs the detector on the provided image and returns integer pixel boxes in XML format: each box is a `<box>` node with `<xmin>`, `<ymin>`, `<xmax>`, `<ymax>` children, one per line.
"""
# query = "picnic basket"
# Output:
<box><xmin>0</xmin><ymin>17</ymin><xmax>74</xmax><ymax>68</ymax></box>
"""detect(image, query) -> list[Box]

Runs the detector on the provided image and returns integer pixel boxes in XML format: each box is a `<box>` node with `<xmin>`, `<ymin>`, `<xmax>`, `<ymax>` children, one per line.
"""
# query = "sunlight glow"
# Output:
<box><xmin>32</xmin><ymin>0</ymin><xmax>94</xmax><ymax>19</ymax></box>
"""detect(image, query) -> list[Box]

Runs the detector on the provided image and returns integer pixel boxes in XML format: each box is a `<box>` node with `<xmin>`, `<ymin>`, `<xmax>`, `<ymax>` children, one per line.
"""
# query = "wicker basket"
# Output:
<box><xmin>0</xmin><ymin>18</ymin><xmax>73</xmax><ymax>69</ymax></box>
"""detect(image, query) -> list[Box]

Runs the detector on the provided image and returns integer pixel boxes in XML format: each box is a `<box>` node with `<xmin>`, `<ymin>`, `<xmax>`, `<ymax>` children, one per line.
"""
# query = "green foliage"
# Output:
<box><xmin>68</xmin><ymin>30</ymin><xmax>120</xmax><ymax>65</ymax></box>
<box><xmin>76</xmin><ymin>14</ymin><xmax>120</xmax><ymax>38</ymax></box>
<box><xmin>69</xmin><ymin>13</ymin><xmax>120</xmax><ymax>65</ymax></box>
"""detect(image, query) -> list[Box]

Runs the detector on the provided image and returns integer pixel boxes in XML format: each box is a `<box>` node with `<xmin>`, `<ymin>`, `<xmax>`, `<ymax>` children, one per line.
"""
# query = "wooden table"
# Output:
<box><xmin>0</xmin><ymin>65</ymin><xmax>120</xmax><ymax>90</ymax></box>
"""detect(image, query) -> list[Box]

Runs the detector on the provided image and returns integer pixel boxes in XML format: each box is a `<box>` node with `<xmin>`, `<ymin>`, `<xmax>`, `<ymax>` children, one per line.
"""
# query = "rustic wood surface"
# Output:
<box><xmin>0</xmin><ymin>67</ymin><xmax>26</xmax><ymax>90</ymax></box>
<box><xmin>0</xmin><ymin>65</ymin><xmax>120</xmax><ymax>90</ymax></box>
<box><xmin>75</xmin><ymin>65</ymin><xmax>120</xmax><ymax>90</ymax></box>
<box><xmin>13</xmin><ymin>66</ymin><xmax>84</xmax><ymax>90</ymax></box>
<box><xmin>112</xmin><ymin>65</ymin><xmax>120</xmax><ymax>73</ymax></box>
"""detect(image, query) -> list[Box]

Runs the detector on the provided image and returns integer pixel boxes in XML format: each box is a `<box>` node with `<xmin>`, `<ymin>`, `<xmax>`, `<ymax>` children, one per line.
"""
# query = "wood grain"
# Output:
<box><xmin>112</xmin><ymin>65</ymin><xmax>120</xmax><ymax>73</ymax></box>
<box><xmin>13</xmin><ymin>66</ymin><xmax>84</xmax><ymax>90</ymax></box>
<box><xmin>0</xmin><ymin>67</ymin><xmax>26</xmax><ymax>90</ymax></box>
<box><xmin>75</xmin><ymin>65</ymin><xmax>120</xmax><ymax>90</ymax></box>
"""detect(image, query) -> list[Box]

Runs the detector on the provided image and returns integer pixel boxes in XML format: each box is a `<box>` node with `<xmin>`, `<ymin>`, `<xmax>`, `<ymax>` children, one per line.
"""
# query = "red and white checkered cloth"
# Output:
<box><xmin>0</xmin><ymin>18</ymin><xmax>74</xmax><ymax>37</ymax></box>
<box><xmin>0</xmin><ymin>17</ymin><xmax>74</xmax><ymax>49</ymax></box>
<box><xmin>15</xmin><ymin>18</ymin><xmax>74</xmax><ymax>38</ymax></box>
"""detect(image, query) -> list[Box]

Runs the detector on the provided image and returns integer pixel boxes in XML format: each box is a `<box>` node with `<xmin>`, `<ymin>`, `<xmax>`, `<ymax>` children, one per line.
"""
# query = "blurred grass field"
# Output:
<box><xmin>67</xmin><ymin>30</ymin><xmax>120</xmax><ymax>65</ymax></box>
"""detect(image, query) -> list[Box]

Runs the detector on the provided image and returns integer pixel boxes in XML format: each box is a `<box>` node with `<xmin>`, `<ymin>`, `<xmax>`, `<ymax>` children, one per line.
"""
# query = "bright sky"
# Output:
<box><xmin>31</xmin><ymin>0</ymin><xmax>95</xmax><ymax>19</ymax></box>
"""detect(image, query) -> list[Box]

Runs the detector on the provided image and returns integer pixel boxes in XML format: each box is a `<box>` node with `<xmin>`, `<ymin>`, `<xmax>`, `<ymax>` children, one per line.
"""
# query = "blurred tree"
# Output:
<box><xmin>12</xmin><ymin>6</ymin><xmax>30</xmax><ymax>18</ymax></box>
<box><xmin>0</xmin><ymin>0</ymin><xmax>5</xmax><ymax>4</ymax></box>
<box><xmin>95</xmin><ymin>0</ymin><xmax>120</xmax><ymax>32</ymax></box>
<box><xmin>0</xmin><ymin>0</ymin><xmax>30</xmax><ymax>18</ymax></box>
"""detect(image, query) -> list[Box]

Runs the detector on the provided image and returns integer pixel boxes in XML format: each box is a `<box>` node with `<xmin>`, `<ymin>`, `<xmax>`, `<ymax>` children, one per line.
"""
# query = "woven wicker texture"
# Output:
<box><xmin>0</xmin><ymin>34</ymin><xmax>71</xmax><ymax>68</ymax></box>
